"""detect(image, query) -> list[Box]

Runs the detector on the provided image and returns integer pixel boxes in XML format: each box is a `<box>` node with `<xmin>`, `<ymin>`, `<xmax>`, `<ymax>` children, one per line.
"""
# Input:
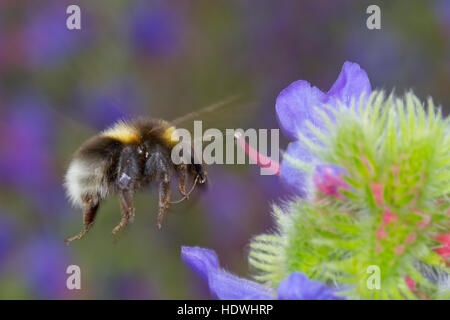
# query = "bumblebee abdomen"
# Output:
<box><xmin>65</xmin><ymin>157</ymin><xmax>109</xmax><ymax>207</ymax></box>
<box><xmin>65</xmin><ymin>135</ymin><xmax>123</xmax><ymax>208</ymax></box>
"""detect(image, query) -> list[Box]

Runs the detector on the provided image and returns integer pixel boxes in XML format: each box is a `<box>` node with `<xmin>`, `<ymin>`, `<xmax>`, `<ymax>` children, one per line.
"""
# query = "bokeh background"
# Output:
<box><xmin>0</xmin><ymin>0</ymin><xmax>449</xmax><ymax>299</ymax></box>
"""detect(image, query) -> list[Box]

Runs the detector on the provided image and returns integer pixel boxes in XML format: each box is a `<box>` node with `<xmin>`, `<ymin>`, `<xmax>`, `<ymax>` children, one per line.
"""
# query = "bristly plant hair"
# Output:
<box><xmin>249</xmin><ymin>91</ymin><xmax>450</xmax><ymax>299</ymax></box>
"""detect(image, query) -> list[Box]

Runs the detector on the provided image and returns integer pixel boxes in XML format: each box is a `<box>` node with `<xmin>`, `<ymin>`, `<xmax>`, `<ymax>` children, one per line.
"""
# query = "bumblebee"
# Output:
<box><xmin>64</xmin><ymin>117</ymin><xmax>206</xmax><ymax>243</ymax></box>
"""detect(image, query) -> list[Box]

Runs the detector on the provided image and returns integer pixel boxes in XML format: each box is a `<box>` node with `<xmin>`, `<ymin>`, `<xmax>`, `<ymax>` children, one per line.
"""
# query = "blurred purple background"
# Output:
<box><xmin>0</xmin><ymin>0</ymin><xmax>448</xmax><ymax>299</ymax></box>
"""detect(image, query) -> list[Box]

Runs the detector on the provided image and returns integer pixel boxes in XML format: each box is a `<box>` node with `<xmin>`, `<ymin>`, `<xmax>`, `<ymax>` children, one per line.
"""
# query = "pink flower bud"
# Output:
<box><xmin>382</xmin><ymin>209</ymin><xmax>397</xmax><ymax>225</ymax></box>
<box><xmin>436</xmin><ymin>233</ymin><xmax>450</xmax><ymax>246</ymax></box>
<box><xmin>313</xmin><ymin>164</ymin><xmax>349</xmax><ymax>199</ymax></box>
<box><xmin>404</xmin><ymin>275</ymin><xmax>416</xmax><ymax>291</ymax></box>
<box><xmin>406</xmin><ymin>233</ymin><xmax>417</xmax><ymax>244</ymax></box>
<box><xmin>370</xmin><ymin>182</ymin><xmax>383</xmax><ymax>205</ymax></box>
<box><xmin>376</xmin><ymin>227</ymin><xmax>387</xmax><ymax>240</ymax></box>
<box><xmin>395</xmin><ymin>245</ymin><xmax>405</xmax><ymax>255</ymax></box>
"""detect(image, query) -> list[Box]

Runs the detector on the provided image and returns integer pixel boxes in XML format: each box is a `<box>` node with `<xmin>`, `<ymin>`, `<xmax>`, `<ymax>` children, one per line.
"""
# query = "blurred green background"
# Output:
<box><xmin>0</xmin><ymin>0</ymin><xmax>448</xmax><ymax>299</ymax></box>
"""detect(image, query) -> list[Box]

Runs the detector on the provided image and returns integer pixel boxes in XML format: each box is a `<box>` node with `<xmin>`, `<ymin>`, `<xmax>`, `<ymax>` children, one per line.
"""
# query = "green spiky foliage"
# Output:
<box><xmin>249</xmin><ymin>91</ymin><xmax>450</xmax><ymax>299</ymax></box>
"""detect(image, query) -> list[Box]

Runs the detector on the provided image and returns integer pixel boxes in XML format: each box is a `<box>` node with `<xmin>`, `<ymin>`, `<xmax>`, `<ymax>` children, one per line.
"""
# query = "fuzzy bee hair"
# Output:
<box><xmin>64</xmin><ymin>118</ymin><xmax>206</xmax><ymax>243</ymax></box>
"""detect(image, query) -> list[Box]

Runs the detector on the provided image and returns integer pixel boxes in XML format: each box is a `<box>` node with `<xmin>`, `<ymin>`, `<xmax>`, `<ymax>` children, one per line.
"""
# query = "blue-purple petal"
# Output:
<box><xmin>326</xmin><ymin>61</ymin><xmax>372</xmax><ymax>107</ymax></box>
<box><xmin>276</xmin><ymin>61</ymin><xmax>371</xmax><ymax>141</ymax></box>
<box><xmin>181</xmin><ymin>246</ymin><xmax>219</xmax><ymax>283</ymax></box>
<box><xmin>182</xmin><ymin>246</ymin><xmax>273</xmax><ymax>300</ymax></box>
<box><xmin>280</xmin><ymin>141</ymin><xmax>318</xmax><ymax>197</ymax></box>
<box><xmin>276</xmin><ymin>80</ymin><xmax>326</xmax><ymax>141</ymax></box>
<box><xmin>209</xmin><ymin>270</ymin><xmax>274</xmax><ymax>300</ymax></box>
<box><xmin>277</xmin><ymin>272</ymin><xmax>343</xmax><ymax>300</ymax></box>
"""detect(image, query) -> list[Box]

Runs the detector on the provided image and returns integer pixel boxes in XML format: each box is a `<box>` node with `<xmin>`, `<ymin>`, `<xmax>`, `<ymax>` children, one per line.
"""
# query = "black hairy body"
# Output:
<box><xmin>64</xmin><ymin>118</ymin><xmax>206</xmax><ymax>243</ymax></box>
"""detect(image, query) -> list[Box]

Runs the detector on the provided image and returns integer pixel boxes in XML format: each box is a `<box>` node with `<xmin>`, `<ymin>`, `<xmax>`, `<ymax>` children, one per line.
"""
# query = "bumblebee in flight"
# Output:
<box><xmin>64</xmin><ymin>118</ymin><xmax>206</xmax><ymax>243</ymax></box>
<box><xmin>64</xmin><ymin>96</ymin><xmax>243</xmax><ymax>243</ymax></box>
<box><xmin>64</xmin><ymin>96</ymin><xmax>250</xmax><ymax>243</ymax></box>
<box><xmin>63</xmin><ymin>96</ymin><xmax>239</xmax><ymax>243</ymax></box>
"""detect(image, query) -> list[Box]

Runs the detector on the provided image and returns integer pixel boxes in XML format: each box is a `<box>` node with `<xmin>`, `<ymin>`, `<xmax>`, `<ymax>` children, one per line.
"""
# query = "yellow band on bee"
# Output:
<box><xmin>101</xmin><ymin>121</ymin><xmax>140</xmax><ymax>144</ymax></box>
<box><xmin>163</xmin><ymin>126</ymin><xmax>180</xmax><ymax>145</ymax></box>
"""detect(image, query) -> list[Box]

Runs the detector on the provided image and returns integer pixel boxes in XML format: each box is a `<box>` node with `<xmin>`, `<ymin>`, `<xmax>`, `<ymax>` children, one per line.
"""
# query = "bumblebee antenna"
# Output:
<box><xmin>171</xmin><ymin>94</ymin><xmax>242</xmax><ymax>126</ymax></box>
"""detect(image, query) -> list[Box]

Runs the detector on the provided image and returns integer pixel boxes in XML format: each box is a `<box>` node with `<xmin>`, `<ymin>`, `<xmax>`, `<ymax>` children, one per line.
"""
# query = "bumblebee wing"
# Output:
<box><xmin>171</xmin><ymin>94</ymin><xmax>242</xmax><ymax>126</ymax></box>
<box><xmin>171</xmin><ymin>95</ymin><xmax>257</xmax><ymax>138</ymax></box>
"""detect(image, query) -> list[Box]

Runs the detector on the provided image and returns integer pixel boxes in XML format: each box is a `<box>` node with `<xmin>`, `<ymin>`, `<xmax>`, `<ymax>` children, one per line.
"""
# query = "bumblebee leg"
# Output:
<box><xmin>112</xmin><ymin>189</ymin><xmax>135</xmax><ymax>236</ymax></box>
<box><xmin>157</xmin><ymin>173</ymin><xmax>171</xmax><ymax>230</ymax></box>
<box><xmin>112</xmin><ymin>146</ymin><xmax>139</xmax><ymax>237</ymax></box>
<box><xmin>65</xmin><ymin>201</ymin><xmax>99</xmax><ymax>243</ymax></box>
<box><xmin>176</xmin><ymin>164</ymin><xmax>188</xmax><ymax>197</ymax></box>
<box><xmin>144</xmin><ymin>151</ymin><xmax>171</xmax><ymax>229</ymax></box>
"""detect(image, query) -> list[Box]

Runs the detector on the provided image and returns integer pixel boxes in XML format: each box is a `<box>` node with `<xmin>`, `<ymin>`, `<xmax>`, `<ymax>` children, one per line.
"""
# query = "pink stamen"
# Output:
<box><xmin>382</xmin><ymin>209</ymin><xmax>397</xmax><ymax>225</ymax></box>
<box><xmin>404</xmin><ymin>275</ymin><xmax>416</xmax><ymax>291</ymax></box>
<box><xmin>435</xmin><ymin>233</ymin><xmax>450</xmax><ymax>260</ymax></box>
<box><xmin>234</xmin><ymin>132</ymin><xmax>280</xmax><ymax>176</ymax></box>
<box><xmin>406</xmin><ymin>233</ymin><xmax>417</xmax><ymax>244</ymax></box>
<box><xmin>436</xmin><ymin>233</ymin><xmax>450</xmax><ymax>245</ymax></box>
<box><xmin>417</xmin><ymin>213</ymin><xmax>431</xmax><ymax>229</ymax></box>
<box><xmin>376</xmin><ymin>227</ymin><xmax>387</xmax><ymax>240</ymax></box>
<box><xmin>434</xmin><ymin>246</ymin><xmax>450</xmax><ymax>259</ymax></box>
<box><xmin>375</xmin><ymin>244</ymin><xmax>382</xmax><ymax>253</ymax></box>
<box><xmin>370</xmin><ymin>182</ymin><xmax>383</xmax><ymax>205</ymax></box>
<box><xmin>313</xmin><ymin>165</ymin><xmax>349</xmax><ymax>200</ymax></box>
<box><xmin>360</xmin><ymin>155</ymin><xmax>373</xmax><ymax>174</ymax></box>
<box><xmin>395</xmin><ymin>245</ymin><xmax>405</xmax><ymax>255</ymax></box>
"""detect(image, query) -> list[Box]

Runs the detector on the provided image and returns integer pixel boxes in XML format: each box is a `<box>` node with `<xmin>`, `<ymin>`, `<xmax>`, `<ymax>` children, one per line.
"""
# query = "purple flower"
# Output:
<box><xmin>182</xmin><ymin>246</ymin><xmax>273</xmax><ymax>299</ymax></box>
<box><xmin>0</xmin><ymin>214</ymin><xmax>16</xmax><ymax>270</ymax></box>
<box><xmin>276</xmin><ymin>61</ymin><xmax>371</xmax><ymax>141</ymax></box>
<box><xmin>24</xmin><ymin>3</ymin><xmax>91</xmax><ymax>69</ymax></box>
<box><xmin>181</xmin><ymin>246</ymin><xmax>341</xmax><ymax>300</ymax></box>
<box><xmin>0</xmin><ymin>94</ymin><xmax>66</xmax><ymax>215</ymax></box>
<box><xmin>278</xmin><ymin>273</ymin><xmax>342</xmax><ymax>300</ymax></box>
<box><xmin>76</xmin><ymin>80</ymin><xmax>142</xmax><ymax>129</ymax></box>
<box><xmin>128</xmin><ymin>2</ymin><xmax>184</xmax><ymax>58</ymax></box>
<box><xmin>280</xmin><ymin>141</ymin><xmax>319</xmax><ymax>196</ymax></box>
<box><xmin>276</xmin><ymin>61</ymin><xmax>371</xmax><ymax>194</ymax></box>
<box><xmin>22</xmin><ymin>236</ymin><xmax>72</xmax><ymax>299</ymax></box>
<box><xmin>0</xmin><ymin>95</ymin><xmax>55</xmax><ymax>192</ymax></box>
